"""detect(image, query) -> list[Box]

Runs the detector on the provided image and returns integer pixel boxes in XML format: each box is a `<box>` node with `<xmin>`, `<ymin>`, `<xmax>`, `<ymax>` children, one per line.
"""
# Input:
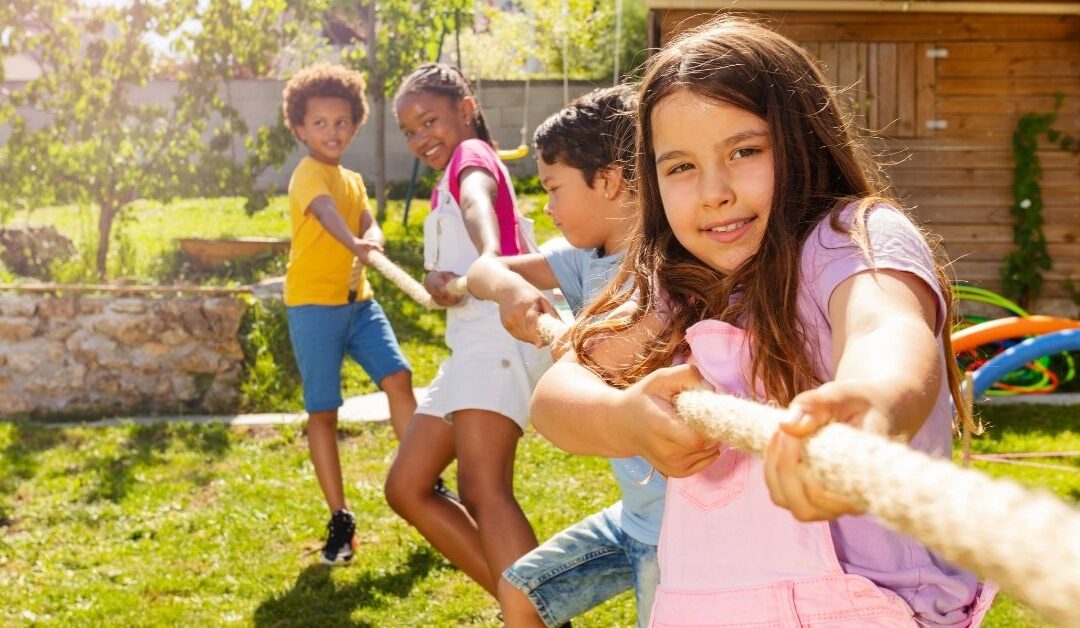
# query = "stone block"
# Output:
<box><xmin>0</xmin><ymin>295</ymin><xmax>37</xmax><ymax>317</ymax></box>
<box><xmin>108</xmin><ymin>298</ymin><xmax>148</xmax><ymax>314</ymax></box>
<box><xmin>0</xmin><ymin>318</ymin><xmax>37</xmax><ymax>342</ymax></box>
<box><xmin>37</xmin><ymin>296</ymin><xmax>77</xmax><ymax>319</ymax></box>
<box><xmin>94</xmin><ymin>313</ymin><xmax>153</xmax><ymax>345</ymax></box>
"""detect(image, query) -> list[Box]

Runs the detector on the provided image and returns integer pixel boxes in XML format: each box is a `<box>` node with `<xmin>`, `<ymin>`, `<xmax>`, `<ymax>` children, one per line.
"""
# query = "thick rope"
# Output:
<box><xmin>357</xmin><ymin>263</ymin><xmax>1080</xmax><ymax>622</ymax></box>
<box><xmin>677</xmin><ymin>391</ymin><xmax>1080</xmax><ymax>627</ymax></box>
<box><xmin>532</xmin><ymin>313</ymin><xmax>1080</xmax><ymax>624</ymax></box>
<box><xmin>364</xmin><ymin>250</ymin><xmax>467</xmax><ymax>309</ymax></box>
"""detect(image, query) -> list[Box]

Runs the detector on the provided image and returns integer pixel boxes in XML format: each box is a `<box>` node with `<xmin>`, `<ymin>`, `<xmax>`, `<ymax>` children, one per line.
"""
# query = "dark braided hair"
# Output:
<box><xmin>534</xmin><ymin>84</ymin><xmax>638</xmax><ymax>187</ymax></box>
<box><xmin>395</xmin><ymin>63</ymin><xmax>497</xmax><ymax>148</ymax></box>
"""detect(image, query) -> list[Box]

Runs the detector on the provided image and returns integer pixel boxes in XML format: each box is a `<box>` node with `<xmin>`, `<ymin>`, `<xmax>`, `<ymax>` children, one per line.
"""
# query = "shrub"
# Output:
<box><xmin>237</xmin><ymin>296</ymin><xmax>303</xmax><ymax>412</ymax></box>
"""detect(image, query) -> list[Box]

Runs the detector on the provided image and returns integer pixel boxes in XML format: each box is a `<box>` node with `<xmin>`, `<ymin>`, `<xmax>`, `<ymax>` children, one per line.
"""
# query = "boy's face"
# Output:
<box><xmin>294</xmin><ymin>96</ymin><xmax>357</xmax><ymax>166</ymax></box>
<box><xmin>538</xmin><ymin>158</ymin><xmax>621</xmax><ymax>251</ymax></box>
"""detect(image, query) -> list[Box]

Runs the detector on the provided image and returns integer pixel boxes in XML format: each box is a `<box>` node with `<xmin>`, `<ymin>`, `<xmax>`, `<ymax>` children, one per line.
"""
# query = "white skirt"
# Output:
<box><xmin>417</xmin><ymin>298</ymin><xmax>551</xmax><ymax>431</ymax></box>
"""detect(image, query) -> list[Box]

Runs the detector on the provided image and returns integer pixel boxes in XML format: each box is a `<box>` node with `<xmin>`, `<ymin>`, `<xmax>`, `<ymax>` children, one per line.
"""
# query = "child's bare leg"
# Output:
<box><xmin>454</xmin><ymin>409</ymin><xmax>538</xmax><ymax>584</ymax></box>
<box><xmin>307</xmin><ymin>409</ymin><xmax>346</xmax><ymax>512</ymax></box>
<box><xmin>380</xmin><ymin>369</ymin><xmax>417</xmax><ymax>440</ymax></box>
<box><xmin>498</xmin><ymin>578</ymin><xmax>547</xmax><ymax>627</ymax></box>
<box><xmin>385</xmin><ymin>414</ymin><xmax>496</xmax><ymax>594</ymax></box>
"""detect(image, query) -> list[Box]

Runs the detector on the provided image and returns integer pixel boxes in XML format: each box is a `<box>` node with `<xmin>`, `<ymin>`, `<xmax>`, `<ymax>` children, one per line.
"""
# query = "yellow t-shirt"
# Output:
<box><xmin>284</xmin><ymin>156</ymin><xmax>375</xmax><ymax>306</ymax></box>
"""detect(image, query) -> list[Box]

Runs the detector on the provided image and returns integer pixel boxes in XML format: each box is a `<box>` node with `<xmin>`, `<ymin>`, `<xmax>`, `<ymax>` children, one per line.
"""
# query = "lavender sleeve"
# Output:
<box><xmin>802</xmin><ymin>205</ymin><xmax>948</xmax><ymax>336</ymax></box>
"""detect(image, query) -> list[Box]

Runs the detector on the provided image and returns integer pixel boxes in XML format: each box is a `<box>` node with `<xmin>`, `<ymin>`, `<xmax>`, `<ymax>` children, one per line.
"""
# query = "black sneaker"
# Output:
<box><xmin>321</xmin><ymin>509</ymin><xmax>356</xmax><ymax>565</ymax></box>
<box><xmin>434</xmin><ymin>477</ymin><xmax>460</xmax><ymax>503</ymax></box>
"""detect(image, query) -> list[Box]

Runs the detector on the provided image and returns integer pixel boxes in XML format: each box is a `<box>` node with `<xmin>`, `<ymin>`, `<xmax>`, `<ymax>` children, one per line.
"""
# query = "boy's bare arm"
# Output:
<box><xmin>307</xmin><ymin>195</ymin><xmax>383</xmax><ymax>261</ymax></box>
<box><xmin>358</xmin><ymin>209</ymin><xmax>385</xmax><ymax>247</ymax></box>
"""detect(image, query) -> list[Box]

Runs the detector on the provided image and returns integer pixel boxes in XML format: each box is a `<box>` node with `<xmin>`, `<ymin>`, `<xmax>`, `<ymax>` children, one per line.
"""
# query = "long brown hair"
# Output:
<box><xmin>575</xmin><ymin>16</ymin><xmax>968</xmax><ymax>426</ymax></box>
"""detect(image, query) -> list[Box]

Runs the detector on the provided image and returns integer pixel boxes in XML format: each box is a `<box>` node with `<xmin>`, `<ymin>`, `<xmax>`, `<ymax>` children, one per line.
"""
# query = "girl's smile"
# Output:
<box><xmin>396</xmin><ymin>91</ymin><xmax>478</xmax><ymax>170</ymax></box>
<box><xmin>651</xmin><ymin>90</ymin><xmax>774</xmax><ymax>275</ymax></box>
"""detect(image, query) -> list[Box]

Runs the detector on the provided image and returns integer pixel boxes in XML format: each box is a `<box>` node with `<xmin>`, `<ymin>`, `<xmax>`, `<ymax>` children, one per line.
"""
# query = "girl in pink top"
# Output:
<box><xmin>387</xmin><ymin>63</ymin><xmax>547</xmax><ymax>600</ymax></box>
<box><xmin>530</xmin><ymin>17</ymin><xmax>996</xmax><ymax>627</ymax></box>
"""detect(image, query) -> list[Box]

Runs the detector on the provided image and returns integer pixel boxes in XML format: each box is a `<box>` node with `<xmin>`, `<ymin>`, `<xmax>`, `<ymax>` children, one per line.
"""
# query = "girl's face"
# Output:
<box><xmin>294</xmin><ymin>96</ymin><xmax>357</xmax><ymax>166</ymax></box>
<box><xmin>396</xmin><ymin>91</ymin><xmax>478</xmax><ymax>170</ymax></box>
<box><xmin>651</xmin><ymin>90</ymin><xmax>774</xmax><ymax>275</ymax></box>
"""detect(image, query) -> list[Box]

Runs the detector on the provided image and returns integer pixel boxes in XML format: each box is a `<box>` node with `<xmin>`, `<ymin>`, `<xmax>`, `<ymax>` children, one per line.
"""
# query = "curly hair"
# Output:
<box><xmin>534</xmin><ymin>84</ymin><xmax>638</xmax><ymax>187</ymax></box>
<box><xmin>282</xmin><ymin>63</ymin><xmax>369</xmax><ymax>131</ymax></box>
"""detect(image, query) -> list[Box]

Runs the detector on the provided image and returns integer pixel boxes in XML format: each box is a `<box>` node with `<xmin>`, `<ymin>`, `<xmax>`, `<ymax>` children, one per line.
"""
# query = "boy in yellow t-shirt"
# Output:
<box><xmin>282</xmin><ymin>64</ymin><xmax>416</xmax><ymax>565</ymax></box>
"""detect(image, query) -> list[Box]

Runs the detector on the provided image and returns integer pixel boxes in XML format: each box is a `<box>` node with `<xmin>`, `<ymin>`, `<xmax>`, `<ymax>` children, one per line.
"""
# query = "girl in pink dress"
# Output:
<box><xmin>529</xmin><ymin>17</ymin><xmax>996</xmax><ymax>627</ymax></box>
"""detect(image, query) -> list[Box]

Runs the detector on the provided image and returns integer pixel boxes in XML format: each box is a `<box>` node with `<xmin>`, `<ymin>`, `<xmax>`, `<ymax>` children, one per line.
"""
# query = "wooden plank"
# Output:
<box><xmin>0</xmin><ymin>284</ymin><xmax>254</xmax><ymax>296</ymax></box>
<box><xmin>876</xmin><ymin>43</ymin><xmax>898</xmax><ymax>134</ymax></box>
<box><xmin>937</xmin><ymin>77</ymin><xmax>1080</xmax><ymax>96</ymax></box>
<box><xmin>819</xmin><ymin>41</ymin><xmax>840</xmax><ymax>87</ymax></box>
<box><xmin>937</xmin><ymin>113</ymin><xmax>1080</xmax><ymax>133</ymax></box>
<box><xmin>850</xmin><ymin>42</ymin><xmax>869</xmax><ymax>128</ymax></box>
<box><xmin>936</xmin><ymin>95</ymin><xmax>1080</xmax><ymax>115</ymax></box>
<box><xmin>769</xmin><ymin>15</ymin><xmax>1080</xmax><ymax>42</ymax></box>
<box><xmin>932</xmin><ymin>242</ymin><xmax>1080</xmax><ymax>263</ymax></box>
<box><xmin>891</xmin><ymin>167</ymin><xmax>1080</xmax><ymax>187</ymax></box>
<box><xmin>904</xmin><ymin>188</ymin><xmax>1015</xmax><ymax>208</ymax></box>
<box><xmin>935</xmin><ymin>224</ymin><xmax>1080</xmax><ymax>244</ymax></box>
<box><xmin>938</xmin><ymin>58</ymin><xmax>1080</xmax><ymax>79</ymax></box>
<box><xmin>837</xmin><ymin>42</ymin><xmax>859</xmax><ymax>91</ymax></box>
<box><xmin>867</xmin><ymin>43</ymin><xmax>879</xmax><ymax>130</ymax></box>
<box><xmin>916</xmin><ymin>42</ymin><xmax>936</xmax><ymax>138</ymax></box>
<box><xmin>949</xmin><ymin>260</ymin><xmax>1080</xmax><ymax>281</ymax></box>
<box><xmin>659</xmin><ymin>12</ymin><xmax>1080</xmax><ymax>45</ymax></box>
<box><xmin>896</xmin><ymin>43</ymin><xmax>917</xmax><ymax>137</ymax></box>
<box><xmin>939</xmin><ymin>42</ymin><xmax>1080</xmax><ymax>61</ymax></box>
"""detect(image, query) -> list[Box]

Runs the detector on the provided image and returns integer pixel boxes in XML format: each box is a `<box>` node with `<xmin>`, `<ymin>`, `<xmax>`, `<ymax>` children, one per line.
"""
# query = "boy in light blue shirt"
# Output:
<box><xmin>467</xmin><ymin>85</ymin><xmax>663</xmax><ymax>627</ymax></box>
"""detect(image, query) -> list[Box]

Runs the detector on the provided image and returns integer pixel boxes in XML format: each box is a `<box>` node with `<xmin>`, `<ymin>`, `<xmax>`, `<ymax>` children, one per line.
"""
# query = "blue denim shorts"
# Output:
<box><xmin>286</xmin><ymin>299</ymin><xmax>410</xmax><ymax>413</ymax></box>
<box><xmin>502</xmin><ymin>507</ymin><xmax>659</xmax><ymax>628</ymax></box>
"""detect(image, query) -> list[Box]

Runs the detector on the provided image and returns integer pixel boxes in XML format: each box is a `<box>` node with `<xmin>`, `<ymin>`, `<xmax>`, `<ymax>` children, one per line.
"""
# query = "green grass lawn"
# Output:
<box><xmin>4</xmin><ymin>196</ymin><xmax>1077</xmax><ymax>625</ymax></box>
<box><xmin>1</xmin><ymin>404</ymin><xmax>1077</xmax><ymax>626</ymax></box>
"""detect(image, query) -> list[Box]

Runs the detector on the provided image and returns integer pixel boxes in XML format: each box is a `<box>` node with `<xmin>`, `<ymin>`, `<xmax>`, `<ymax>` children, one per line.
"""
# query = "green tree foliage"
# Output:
<box><xmin>461</xmin><ymin>0</ymin><xmax>648</xmax><ymax>81</ymax></box>
<box><xmin>0</xmin><ymin>0</ymin><xmax>305</xmax><ymax>279</ymax></box>
<box><xmin>321</xmin><ymin>0</ymin><xmax>472</xmax><ymax>219</ymax></box>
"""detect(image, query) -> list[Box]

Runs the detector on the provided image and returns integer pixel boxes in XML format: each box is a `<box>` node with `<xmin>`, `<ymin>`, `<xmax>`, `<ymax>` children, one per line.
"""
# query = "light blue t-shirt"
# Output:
<box><xmin>541</xmin><ymin>237</ymin><xmax>667</xmax><ymax>546</ymax></box>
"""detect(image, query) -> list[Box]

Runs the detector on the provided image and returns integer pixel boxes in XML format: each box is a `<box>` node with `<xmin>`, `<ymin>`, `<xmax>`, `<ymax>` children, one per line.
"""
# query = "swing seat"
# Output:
<box><xmin>498</xmin><ymin>144</ymin><xmax>529</xmax><ymax>161</ymax></box>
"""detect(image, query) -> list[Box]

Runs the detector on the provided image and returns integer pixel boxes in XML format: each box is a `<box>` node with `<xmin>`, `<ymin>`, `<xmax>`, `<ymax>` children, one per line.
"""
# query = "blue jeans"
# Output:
<box><xmin>502</xmin><ymin>507</ymin><xmax>659</xmax><ymax>628</ymax></box>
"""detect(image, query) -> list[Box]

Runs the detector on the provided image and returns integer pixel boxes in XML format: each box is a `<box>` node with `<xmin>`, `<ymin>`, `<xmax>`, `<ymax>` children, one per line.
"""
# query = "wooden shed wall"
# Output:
<box><xmin>654</xmin><ymin>10</ymin><xmax>1080</xmax><ymax>311</ymax></box>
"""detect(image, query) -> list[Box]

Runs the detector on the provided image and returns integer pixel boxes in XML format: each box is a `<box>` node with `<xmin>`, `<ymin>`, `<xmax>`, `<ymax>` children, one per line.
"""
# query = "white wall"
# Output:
<box><xmin>1</xmin><ymin>78</ymin><xmax>605</xmax><ymax>190</ymax></box>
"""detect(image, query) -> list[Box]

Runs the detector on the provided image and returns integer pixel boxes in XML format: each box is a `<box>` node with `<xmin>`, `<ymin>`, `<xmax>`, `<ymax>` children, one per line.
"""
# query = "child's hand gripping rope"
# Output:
<box><xmin>364</xmin><ymin>250</ymin><xmax>468</xmax><ymax>309</ymax></box>
<box><xmin>525</xmin><ymin>312</ymin><xmax>1080</xmax><ymax>626</ymax></box>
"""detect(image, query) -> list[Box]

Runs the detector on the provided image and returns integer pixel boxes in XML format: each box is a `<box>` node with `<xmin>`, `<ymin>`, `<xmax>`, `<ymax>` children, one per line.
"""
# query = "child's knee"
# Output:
<box><xmin>498</xmin><ymin>577</ymin><xmax>545</xmax><ymax>626</ymax></box>
<box><xmin>383</xmin><ymin>463</ymin><xmax>412</xmax><ymax>515</ymax></box>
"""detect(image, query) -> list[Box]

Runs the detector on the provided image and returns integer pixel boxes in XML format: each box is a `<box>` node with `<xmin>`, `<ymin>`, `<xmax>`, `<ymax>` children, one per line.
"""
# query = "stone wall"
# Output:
<box><xmin>0</xmin><ymin>293</ymin><xmax>248</xmax><ymax>418</ymax></box>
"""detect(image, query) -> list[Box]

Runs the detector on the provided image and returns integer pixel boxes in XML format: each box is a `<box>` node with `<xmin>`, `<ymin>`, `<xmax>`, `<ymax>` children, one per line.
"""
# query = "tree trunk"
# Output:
<box><xmin>96</xmin><ymin>202</ymin><xmax>117</xmax><ymax>280</ymax></box>
<box><xmin>375</xmin><ymin>91</ymin><xmax>388</xmax><ymax>221</ymax></box>
<box><xmin>366</xmin><ymin>6</ymin><xmax>388</xmax><ymax>222</ymax></box>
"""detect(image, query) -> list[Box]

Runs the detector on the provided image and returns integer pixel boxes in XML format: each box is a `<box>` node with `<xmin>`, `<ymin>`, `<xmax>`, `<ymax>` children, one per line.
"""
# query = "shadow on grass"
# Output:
<box><xmin>0</xmin><ymin>420</ymin><xmax>234</xmax><ymax>525</ymax></box>
<box><xmin>0</xmin><ymin>422</ymin><xmax>66</xmax><ymax>525</ymax></box>
<box><xmin>252</xmin><ymin>546</ymin><xmax>446</xmax><ymax>627</ymax></box>
<box><xmin>82</xmin><ymin>422</ymin><xmax>232</xmax><ymax>503</ymax></box>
